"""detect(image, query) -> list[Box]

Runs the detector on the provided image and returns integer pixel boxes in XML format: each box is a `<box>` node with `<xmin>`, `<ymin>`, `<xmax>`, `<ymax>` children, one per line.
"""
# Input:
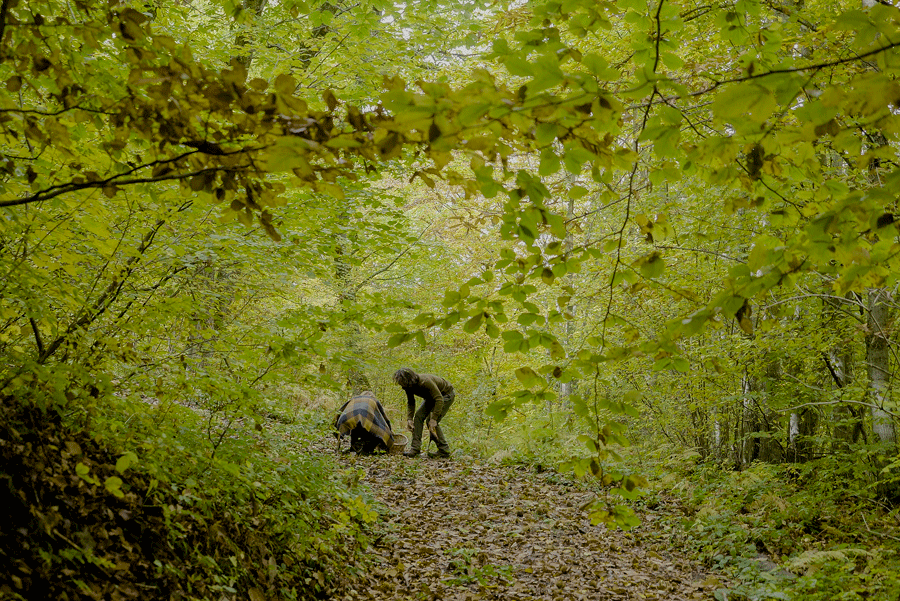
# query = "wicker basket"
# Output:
<box><xmin>389</xmin><ymin>434</ymin><xmax>408</xmax><ymax>455</ymax></box>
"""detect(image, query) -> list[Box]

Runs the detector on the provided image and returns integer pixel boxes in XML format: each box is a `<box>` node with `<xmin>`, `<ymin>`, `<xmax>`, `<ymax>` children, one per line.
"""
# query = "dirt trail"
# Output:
<box><xmin>333</xmin><ymin>450</ymin><xmax>722</xmax><ymax>601</ymax></box>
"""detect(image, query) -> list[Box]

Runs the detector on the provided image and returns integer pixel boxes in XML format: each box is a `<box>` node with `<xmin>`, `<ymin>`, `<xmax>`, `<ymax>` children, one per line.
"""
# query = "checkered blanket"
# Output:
<box><xmin>335</xmin><ymin>391</ymin><xmax>394</xmax><ymax>449</ymax></box>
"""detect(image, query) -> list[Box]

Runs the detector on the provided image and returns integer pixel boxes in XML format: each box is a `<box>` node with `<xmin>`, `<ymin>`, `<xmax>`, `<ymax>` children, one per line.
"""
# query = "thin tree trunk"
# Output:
<box><xmin>826</xmin><ymin>347</ymin><xmax>864</xmax><ymax>450</ymax></box>
<box><xmin>334</xmin><ymin>224</ymin><xmax>371</xmax><ymax>393</ymax></box>
<box><xmin>788</xmin><ymin>412</ymin><xmax>800</xmax><ymax>460</ymax></box>
<box><xmin>559</xmin><ymin>194</ymin><xmax>577</xmax><ymax>408</ymax></box>
<box><xmin>866</xmin><ymin>288</ymin><xmax>897</xmax><ymax>450</ymax></box>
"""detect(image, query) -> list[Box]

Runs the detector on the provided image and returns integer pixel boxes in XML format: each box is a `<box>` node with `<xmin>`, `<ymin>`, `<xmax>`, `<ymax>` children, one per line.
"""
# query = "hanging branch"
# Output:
<box><xmin>0</xmin><ymin>149</ymin><xmax>254</xmax><ymax>208</ymax></box>
<box><xmin>29</xmin><ymin>318</ymin><xmax>44</xmax><ymax>357</ymax></box>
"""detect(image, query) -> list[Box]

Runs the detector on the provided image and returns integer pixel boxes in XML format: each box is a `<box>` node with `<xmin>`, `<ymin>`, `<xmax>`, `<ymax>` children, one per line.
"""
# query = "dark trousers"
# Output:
<box><xmin>411</xmin><ymin>390</ymin><xmax>455</xmax><ymax>453</ymax></box>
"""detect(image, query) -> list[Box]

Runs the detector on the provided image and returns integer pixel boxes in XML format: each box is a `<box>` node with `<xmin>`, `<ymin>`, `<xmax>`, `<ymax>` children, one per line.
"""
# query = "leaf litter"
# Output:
<box><xmin>328</xmin><ymin>448</ymin><xmax>723</xmax><ymax>601</ymax></box>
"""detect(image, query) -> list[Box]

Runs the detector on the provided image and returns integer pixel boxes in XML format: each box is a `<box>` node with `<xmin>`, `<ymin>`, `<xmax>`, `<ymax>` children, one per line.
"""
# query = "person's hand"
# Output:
<box><xmin>427</xmin><ymin>418</ymin><xmax>437</xmax><ymax>435</ymax></box>
<box><xmin>407</xmin><ymin>419</ymin><xmax>414</xmax><ymax>431</ymax></box>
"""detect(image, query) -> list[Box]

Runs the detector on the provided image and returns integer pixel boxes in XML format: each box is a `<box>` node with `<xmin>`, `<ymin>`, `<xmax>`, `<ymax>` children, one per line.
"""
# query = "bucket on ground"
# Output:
<box><xmin>390</xmin><ymin>434</ymin><xmax>408</xmax><ymax>455</ymax></box>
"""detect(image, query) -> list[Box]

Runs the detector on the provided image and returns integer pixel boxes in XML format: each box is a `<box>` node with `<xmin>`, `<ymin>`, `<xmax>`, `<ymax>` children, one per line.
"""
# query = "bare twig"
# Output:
<box><xmin>774</xmin><ymin>399</ymin><xmax>900</xmax><ymax>420</ymax></box>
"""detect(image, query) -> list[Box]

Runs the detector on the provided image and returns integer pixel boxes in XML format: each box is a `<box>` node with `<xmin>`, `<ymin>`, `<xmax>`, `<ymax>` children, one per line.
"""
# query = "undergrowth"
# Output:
<box><xmin>640</xmin><ymin>447</ymin><xmax>900</xmax><ymax>601</ymax></box>
<box><xmin>0</xmin><ymin>380</ymin><xmax>376</xmax><ymax>601</ymax></box>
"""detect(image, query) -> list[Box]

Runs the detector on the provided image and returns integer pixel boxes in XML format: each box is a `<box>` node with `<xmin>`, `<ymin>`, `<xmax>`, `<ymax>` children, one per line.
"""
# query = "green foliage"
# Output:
<box><xmin>443</xmin><ymin>546</ymin><xmax>513</xmax><ymax>587</ymax></box>
<box><xmin>3</xmin><ymin>0</ymin><xmax>900</xmax><ymax>595</ymax></box>
<box><xmin>647</xmin><ymin>452</ymin><xmax>900</xmax><ymax>601</ymax></box>
<box><xmin>0</xmin><ymin>384</ymin><xmax>376</xmax><ymax>600</ymax></box>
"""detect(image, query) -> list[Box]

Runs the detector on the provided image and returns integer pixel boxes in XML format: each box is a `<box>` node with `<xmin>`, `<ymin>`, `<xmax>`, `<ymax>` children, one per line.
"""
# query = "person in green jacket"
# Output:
<box><xmin>392</xmin><ymin>367</ymin><xmax>455</xmax><ymax>458</ymax></box>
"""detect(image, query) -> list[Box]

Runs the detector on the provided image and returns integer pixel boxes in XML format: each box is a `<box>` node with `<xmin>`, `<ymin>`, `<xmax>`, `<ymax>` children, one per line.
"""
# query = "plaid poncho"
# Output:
<box><xmin>335</xmin><ymin>391</ymin><xmax>394</xmax><ymax>451</ymax></box>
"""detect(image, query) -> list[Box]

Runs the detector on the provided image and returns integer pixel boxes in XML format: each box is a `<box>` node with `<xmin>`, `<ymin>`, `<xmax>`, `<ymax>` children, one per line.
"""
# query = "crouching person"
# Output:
<box><xmin>334</xmin><ymin>390</ymin><xmax>395</xmax><ymax>455</ymax></box>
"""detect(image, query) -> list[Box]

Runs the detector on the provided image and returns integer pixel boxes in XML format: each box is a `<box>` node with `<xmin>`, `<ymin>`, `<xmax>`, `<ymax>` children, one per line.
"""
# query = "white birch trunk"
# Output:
<box><xmin>866</xmin><ymin>288</ymin><xmax>897</xmax><ymax>449</ymax></box>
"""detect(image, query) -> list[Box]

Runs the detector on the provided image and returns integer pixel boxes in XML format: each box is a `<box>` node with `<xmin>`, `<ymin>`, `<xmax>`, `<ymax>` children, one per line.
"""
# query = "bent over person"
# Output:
<box><xmin>392</xmin><ymin>368</ymin><xmax>455</xmax><ymax>458</ymax></box>
<box><xmin>334</xmin><ymin>391</ymin><xmax>395</xmax><ymax>455</ymax></box>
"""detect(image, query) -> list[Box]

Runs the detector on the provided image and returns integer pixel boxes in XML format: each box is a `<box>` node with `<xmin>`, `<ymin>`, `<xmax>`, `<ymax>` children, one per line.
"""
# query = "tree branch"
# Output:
<box><xmin>0</xmin><ymin>146</ymin><xmax>254</xmax><ymax>208</ymax></box>
<box><xmin>775</xmin><ymin>398</ymin><xmax>900</xmax><ymax>420</ymax></box>
<box><xmin>352</xmin><ymin>226</ymin><xmax>431</xmax><ymax>294</ymax></box>
<box><xmin>822</xmin><ymin>352</ymin><xmax>844</xmax><ymax>389</ymax></box>
<box><xmin>0</xmin><ymin>103</ymin><xmax>114</xmax><ymax>117</ymax></box>
<box><xmin>698</xmin><ymin>41</ymin><xmax>900</xmax><ymax>95</ymax></box>
<box><xmin>654</xmin><ymin>244</ymin><xmax>744</xmax><ymax>263</ymax></box>
<box><xmin>29</xmin><ymin>318</ymin><xmax>44</xmax><ymax>357</ymax></box>
<box><xmin>625</xmin><ymin>39</ymin><xmax>900</xmax><ymax>113</ymax></box>
<box><xmin>763</xmin><ymin>292</ymin><xmax>866</xmax><ymax>323</ymax></box>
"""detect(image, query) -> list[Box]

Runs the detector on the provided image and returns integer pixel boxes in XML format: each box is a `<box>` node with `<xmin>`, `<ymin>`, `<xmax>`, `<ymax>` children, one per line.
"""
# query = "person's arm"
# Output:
<box><xmin>406</xmin><ymin>389</ymin><xmax>416</xmax><ymax>421</ymax></box>
<box><xmin>423</xmin><ymin>379</ymin><xmax>444</xmax><ymax>420</ymax></box>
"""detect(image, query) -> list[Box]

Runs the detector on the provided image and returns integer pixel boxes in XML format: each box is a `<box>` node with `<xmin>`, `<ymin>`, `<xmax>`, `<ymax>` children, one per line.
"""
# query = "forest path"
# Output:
<box><xmin>332</xmin><ymin>450</ymin><xmax>723</xmax><ymax>601</ymax></box>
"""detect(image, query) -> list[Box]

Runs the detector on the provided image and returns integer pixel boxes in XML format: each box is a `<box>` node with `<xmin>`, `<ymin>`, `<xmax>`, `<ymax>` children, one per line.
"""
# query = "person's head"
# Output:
<box><xmin>392</xmin><ymin>367</ymin><xmax>418</xmax><ymax>389</ymax></box>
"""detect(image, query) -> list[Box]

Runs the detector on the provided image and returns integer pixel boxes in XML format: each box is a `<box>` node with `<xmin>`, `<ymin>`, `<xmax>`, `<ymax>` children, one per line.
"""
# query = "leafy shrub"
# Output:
<box><xmin>651</xmin><ymin>456</ymin><xmax>900</xmax><ymax>601</ymax></box>
<box><xmin>0</xmin><ymin>385</ymin><xmax>374</xmax><ymax>601</ymax></box>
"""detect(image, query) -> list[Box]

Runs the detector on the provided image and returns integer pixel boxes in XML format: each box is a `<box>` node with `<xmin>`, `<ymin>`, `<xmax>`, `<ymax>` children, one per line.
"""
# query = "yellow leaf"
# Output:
<box><xmin>713</xmin><ymin>83</ymin><xmax>776</xmax><ymax>123</ymax></box>
<box><xmin>248</xmin><ymin>588</ymin><xmax>266</xmax><ymax>601</ymax></box>
<box><xmin>319</xmin><ymin>183</ymin><xmax>344</xmax><ymax>199</ymax></box>
<box><xmin>262</xmin><ymin>138</ymin><xmax>313</xmax><ymax>174</ymax></box>
<box><xmin>274</xmin><ymin>74</ymin><xmax>297</xmax><ymax>95</ymax></box>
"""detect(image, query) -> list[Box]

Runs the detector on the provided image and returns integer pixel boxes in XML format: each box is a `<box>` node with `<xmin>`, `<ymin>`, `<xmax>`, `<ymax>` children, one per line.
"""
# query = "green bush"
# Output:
<box><xmin>0</xmin><ymin>381</ymin><xmax>375</xmax><ymax>601</ymax></box>
<box><xmin>651</xmin><ymin>455</ymin><xmax>900</xmax><ymax>601</ymax></box>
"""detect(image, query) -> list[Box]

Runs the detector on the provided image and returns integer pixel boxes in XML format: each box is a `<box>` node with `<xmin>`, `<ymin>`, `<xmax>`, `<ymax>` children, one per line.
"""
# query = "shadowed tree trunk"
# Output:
<box><xmin>826</xmin><ymin>347</ymin><xmax>865</xmax><ymax>450</ymax></box>
<box><xmin>740</xmin><ymin>358</ymin><xmax>784</xmax><ymax>467</ymax></box>
<box><xmin>234</xmin><ymin>0</ymin><xmax>268</xmax><ymax>68</ymax></box>
<box><xmin>559</xmin><ymin>193</ymin><xmax>577</xmax><ymax>408</ymax></box>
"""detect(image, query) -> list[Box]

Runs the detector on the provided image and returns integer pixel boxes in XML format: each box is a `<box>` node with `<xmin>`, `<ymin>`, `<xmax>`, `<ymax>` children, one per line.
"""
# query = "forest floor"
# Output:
<box><xmin>322</xmin><ymin>444</ymin><xmax>725</xmax><ymax>601</ymax></box>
